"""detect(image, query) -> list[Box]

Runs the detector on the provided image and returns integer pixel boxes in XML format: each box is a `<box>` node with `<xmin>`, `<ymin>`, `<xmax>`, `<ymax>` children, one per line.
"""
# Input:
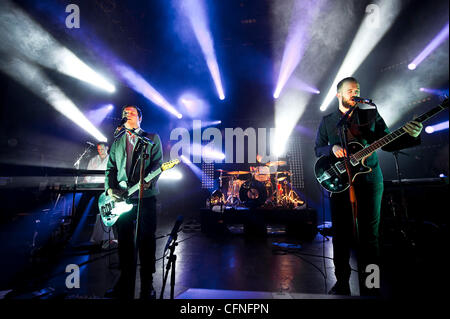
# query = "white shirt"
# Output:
<box><xmin>85</xmin><ymin>154</ymin><xmax>109</xmax><ymax>183</ymax></box>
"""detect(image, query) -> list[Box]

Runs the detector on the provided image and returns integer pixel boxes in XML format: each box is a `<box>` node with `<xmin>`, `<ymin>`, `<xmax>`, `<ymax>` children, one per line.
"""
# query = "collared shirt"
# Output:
<box><xmin>126</xmin><ymin>128</ymin><xmax>142</xmax><ymax>178</ymax></box>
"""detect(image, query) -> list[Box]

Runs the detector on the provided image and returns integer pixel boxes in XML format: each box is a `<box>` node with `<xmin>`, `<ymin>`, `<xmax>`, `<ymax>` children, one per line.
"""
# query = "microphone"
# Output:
<box><xmin>164</xmin><ymin>215</ymin><xmax>184</xmax><ymax>252</ymax></box>
<box><xmin>86</xmin><ymin>141</ymin><xmax>95</xmax><ymax>147</ymax></box>
<box><xmin>114</xmin><ymin>116</ymin><xmax>128</xmax><ymax>135</ymax></box>
<box><xmin>351</xmin><ymin>96</ymin><xmax>373</xmax><ymax>104</ymax></box>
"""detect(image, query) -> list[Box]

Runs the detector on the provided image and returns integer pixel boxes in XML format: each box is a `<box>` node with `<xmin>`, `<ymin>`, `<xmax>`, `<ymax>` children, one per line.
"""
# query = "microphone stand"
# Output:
<box><xmin>160</xmin><ymin>232</ymin><xmax>179</xmax><ymax>299</ymax></box>
<box><xmin>336</xmin><ymin>105</ymin><xmax>361</xmax><ymax>292</ymax></box>
<box><xmin>70</xmin><ymin>144</ymin><xmax>94</xmax><ymax>224</ymax></box>
<box><xmin>391</xmin><ymin>151</ymin><xmax>414</xmax><ymax>248</ymax></box>
<box><xmin>336</xmin><ymin>106</ymin><xmax>359</xmax><ymax>241</ymax></box>
<box><xmin>128</xmin><ymin>128</ymin><xmax>153</xmax><ymax>298</ymax></box>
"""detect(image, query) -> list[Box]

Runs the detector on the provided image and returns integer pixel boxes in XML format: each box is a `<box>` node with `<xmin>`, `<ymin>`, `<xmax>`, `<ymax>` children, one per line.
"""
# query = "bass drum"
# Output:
<box><xmin>239</xmin><ymin>180</ymin><xmax>267</xmax><ymax>208</ymax></box>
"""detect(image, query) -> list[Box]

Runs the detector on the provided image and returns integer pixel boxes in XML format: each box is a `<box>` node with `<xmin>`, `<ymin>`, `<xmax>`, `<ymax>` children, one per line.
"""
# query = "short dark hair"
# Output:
<box><xmin>97</xmin><ymin>142</ymin><xmax>108</xmax><ymax>148</ymax></box>
<box><xmin>336</xmin><ymin>77</ymin><xmax>359</xmax><ymax>93</ymax></box>
<box><xmin>121</xmin><ymin>105</ymin><xmax>142</xmax><ymax>119</ymax></box>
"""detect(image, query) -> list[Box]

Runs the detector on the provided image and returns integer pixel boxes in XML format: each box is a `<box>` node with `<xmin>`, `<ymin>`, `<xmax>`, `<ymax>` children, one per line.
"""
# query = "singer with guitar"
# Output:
<box><xmin>104</xmin><ymin>105</ymin><xmax>163</xmax><ymax>299</ymax></box>
<box><xmin>315</xmin><ymin>77</ymin><xmax>423</xmax><ymax>296</ymax></box>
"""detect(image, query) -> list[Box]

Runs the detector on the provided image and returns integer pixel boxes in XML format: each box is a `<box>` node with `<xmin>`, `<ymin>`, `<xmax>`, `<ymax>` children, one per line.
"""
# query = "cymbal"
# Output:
<box><xmin>226</xmin><ymin>171</ymin><xmax>250</xmax><ymax>175</ymax></box>
<box><xmin>276</xmin><ymin>177</ymin><xmax>287</xmax><ymax>181</ymax></box>
<box><xmin>265</xmin><ymin>160</ymin><xmax>287</xmax><ymax>167</ymax></box>
<box><xmin>216</xmin><ymin>169</ymin><xmax>227</xmax><ymax>172</ymax></box>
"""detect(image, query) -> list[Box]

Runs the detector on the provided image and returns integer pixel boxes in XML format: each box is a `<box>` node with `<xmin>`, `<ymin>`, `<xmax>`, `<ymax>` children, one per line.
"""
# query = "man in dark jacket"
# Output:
<box><xmin>105</xmin><ymin>105</ymin><xmax>163</xmax><ymax>299</ymax></box>
<box><xmin>315</xmin><ymin>77</ymin><xmax>422</xmax><ymax>296</ymax></box>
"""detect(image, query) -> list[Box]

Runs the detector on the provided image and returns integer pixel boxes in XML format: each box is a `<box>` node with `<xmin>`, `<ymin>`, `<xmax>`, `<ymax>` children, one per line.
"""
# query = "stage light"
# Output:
<box><xmin>319</xmin><ymin>0</ymin><xmax>402</xmax><ymax>112</ymax></box>
<box><xmin>178</xmin><ymin>0</ymin><xmax>225</xmax><ymax>100</ymax></box>
<box><xmin>178</xmin><ymin>93</ymin><xmax>207</xmax><ymax>118</ymax></box>
<box><xmin>286</xmin><ymin>76</ymin><xmax>321</xmax><ymax>95</ymax></box>
<box><xmin>160</xmin><ymin>168</ymin><xmax>183</xmax><ymax>180</ymax></box>
<box><xmin>0</xmin><ymin>1</ymin><xmax>116</xmax><ymax>93</ymax></box>
<box><xmin>180</xmin><ymin>154</ymin><xmax>204</xmax><ymax>181</ymax></box>
<box><xmin>425</xmin><ymin>121</ymin><xmax>449</xmax><ymax>134</ymax></box>
<box><xmin>115</xmin><ymin>64</ymin><xmax>183</xmax><ymax>119</ymax></box>
<box><xmin>86</xmin><ymin>104</ymin><xmax>115</xmax><ymax>126</ymax></box>
<box><xmin>408</xmin><ymin>22</ymin><xmax>449</xmax><ymax>70</ymax></box>
<box><xmin>273</xmin><ymin>91</ymin><xmax>309</xmax><ymax>157</ymax></box>
<box><xmin>0</xmin><ymin>58</ymin><xmax>107</xmax><ymax>142</ymax></box>
<box><xmin>273</xmin><ymin>0</ymin><xmax>326</xmax><ymax>99</ymax></box>
<box><xmin>419</xmin><ymin>87</ymin><xmax>449</xmax><ymax>96</ymax></box>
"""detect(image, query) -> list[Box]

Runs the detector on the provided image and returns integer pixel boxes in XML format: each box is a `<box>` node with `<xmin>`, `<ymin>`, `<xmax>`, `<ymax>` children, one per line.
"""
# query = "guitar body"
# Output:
<box><xmin>314</xmin><ymin>142</ymin><xmax>371</xmax><ymax>193</ymax></box>
<box><xmin>314</xmin><ymin>99</ymin><xmax>448</xmax><ymax>194</ymax></box>
<box><xmin>98</xmin><ymin>159</ymin><xmax>180</xmax><ymax>226</ymax></box>
<box><xmin>98</xmin><ymin>192</ymin><xmax>134</xmax><ymax>227</ymax></box>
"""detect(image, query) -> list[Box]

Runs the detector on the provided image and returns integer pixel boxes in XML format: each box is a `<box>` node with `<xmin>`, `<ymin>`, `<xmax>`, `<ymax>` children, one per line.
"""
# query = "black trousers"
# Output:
<box><xmin>115</xmin><ymin>196</ymin><xmax>157</xmax><ymax>298</ymax></box>
<box><xmin>329</xmin><ymin>181</ymin><xmax>383</xmax><ymax>292</ymax></box>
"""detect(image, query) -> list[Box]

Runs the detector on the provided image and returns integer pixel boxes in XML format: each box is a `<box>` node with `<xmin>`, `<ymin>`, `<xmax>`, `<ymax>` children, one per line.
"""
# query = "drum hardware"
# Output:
<box><xmin>226</xmin><ymin>171</ymin><xmax>250</xmax><ymax>175</ymax></box>
<box><xmin>207</xmin><ymin>164</ymin><xmax>305</xmax><ymax>210</ymax></box>
<box><xmin>265</xmin><ymin>160</ymin><xmax>287</xmax><ymax>167</ymax></box>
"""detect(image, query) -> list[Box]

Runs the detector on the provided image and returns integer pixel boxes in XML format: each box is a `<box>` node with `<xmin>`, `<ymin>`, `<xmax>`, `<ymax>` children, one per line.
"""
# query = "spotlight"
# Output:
<box><xmin>419</xmin><ymin>87</ymin><xmax>449</xmax><ymax>96</ymax></box>
<box><xmin>115</xmin><ymin>64</ymin><xmax>182</xmax><ymax>119</ymax></box>
<box><xmin>425</xmin><ymin>126</ymin><xmax>434</xmax><ymax>134</ymax></box>
<box><xmin>160</xmin><ymin>168</ymin><xmax>183</xmax><ymax>180</ymax></box>
<box><xmin>178</xmin><ymin>0</ymin><xmax>225</xmax><ymax>100</ymax></box>
<box><xmin>319</xmin><ymin>0</ymin><xmax>402</xmax><ymax>111</ymax></box>
<box><xmin>86</xmin><ymin>104</ymin><xmax>115</xmax><ymax>126</ymax></box>
<box><xmin>0</xmin><ymin>58</ymin><xmax>107</xmax><ymax>142</ymax></box>
<box><xmin>425</xmin><ymin>121</ymin><xmax>449</xmax><ymax>134</ymax></box>
<box><xmin>273</xmin><ymin>0</ymin><xmax>326</xmax><ymax>99</ymax></box>
<box><xmin>178</xmin><ymin>93</ymin><xmax>207</xmax><ymax>118</ymax></box>
<box><xmin>0</xmin><ymin>1</ymin><xmax>115</xmax><ymax>93</ymax></box>
<box><xmin>408</xmin><ymin>22</ymin><xmax>449</xmax><ymax>70</ymax></box>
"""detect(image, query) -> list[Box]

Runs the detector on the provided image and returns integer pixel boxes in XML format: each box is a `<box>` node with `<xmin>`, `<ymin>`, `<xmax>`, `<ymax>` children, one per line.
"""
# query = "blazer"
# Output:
<box><xmin>315</xmin><ymin>106</ymin><xmax>420</xmax><ymax>183</ymax></box>
<box><xmin>105</xmin><ymin>129</ymin><xmax>163</xmax><ymax>198</ymax></box>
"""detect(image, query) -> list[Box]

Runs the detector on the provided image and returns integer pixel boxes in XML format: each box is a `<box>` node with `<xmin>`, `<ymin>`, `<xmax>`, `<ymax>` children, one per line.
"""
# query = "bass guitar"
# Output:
<box><xmin>99</xmin><ymin>159</ymin><xmax>180</xmax><ymax>226</ymax></box>
<box><xmin>314</xmin><ymin>98</ymin><xmax>448</xmax><ymax>193</ymax></box>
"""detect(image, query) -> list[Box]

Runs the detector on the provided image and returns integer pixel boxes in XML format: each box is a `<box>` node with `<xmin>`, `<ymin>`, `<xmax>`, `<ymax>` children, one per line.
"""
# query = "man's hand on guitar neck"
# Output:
<box><xmin>403</xmin><ymin>120</ymin><xmax>423</xmax><ymax>138</ymax></box>
<box><xmin>107</xmin><ymin>188</ymin><xmax>126</xmax><ymax>202</ymax></box>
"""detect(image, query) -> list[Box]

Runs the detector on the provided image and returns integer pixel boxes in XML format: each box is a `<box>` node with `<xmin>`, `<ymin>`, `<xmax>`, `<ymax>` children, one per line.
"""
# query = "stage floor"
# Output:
<box><xmin>0</xmin><ymin>206</ymin><xmax>446</xmax><ymax>300</ymax></box>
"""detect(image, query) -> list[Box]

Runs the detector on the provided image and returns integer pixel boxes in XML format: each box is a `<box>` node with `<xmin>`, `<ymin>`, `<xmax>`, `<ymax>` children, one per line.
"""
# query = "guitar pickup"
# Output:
<box><xmin>317</xmin><ymin>171</ymin><xmax>331</xmax><ymax>183</ymax></box>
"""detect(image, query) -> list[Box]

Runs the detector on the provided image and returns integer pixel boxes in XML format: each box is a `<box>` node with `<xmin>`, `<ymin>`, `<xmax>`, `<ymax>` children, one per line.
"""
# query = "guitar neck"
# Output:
<box><xmin>353</xmin><ymin>102</ymin><xmax>448</xmax><ymax>161</ymax></box>
<box><xmin>126</xmin><ymin>167</ymin><xmax>162</xmax><ymax>197</ymax></box>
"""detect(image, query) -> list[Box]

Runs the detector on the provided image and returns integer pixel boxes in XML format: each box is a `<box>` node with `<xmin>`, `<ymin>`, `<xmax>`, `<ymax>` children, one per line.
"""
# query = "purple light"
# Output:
<box><xmin>287</xmin><ymin>77</ymin><xmax>320</xmax><ymax>95</ymax></box>
<box><xmin>408</xmin><ymin>22</ymin><xmax>449</xmax><ymax>70</ymax></box>
<box><xmin>86</xmin><ymin>104</ymin><xmax>114</xmax><ymax>126</ymax></box>
<box><xmin>425</xmin><ymin>121</ymin><xmax>449</xmax><ymax>134</ymax></box>
<box><xmin>180</xmin><ymin>154</ymin><xmax>203</xmax><ymax>180</ymax></box>
<box><xmin>181</xmin><ymin>0</ymin><xmax>225</xmax><ymax>100</ymax></box>
<box><xmin>273</xmin><ymin>0</ymin><xmax>326</xmax><ymax>98</ymax></box>
<box><xmin>178</xmin><ymin>93</ymin><xmax>207</xmax><ymax>118</ymax></box>
<box><xmin>419</xmin><ymin>87</ymin><xmax>449</xmax><ymax>96</ymax></box>
<box><xmin>115</xmin><ymin>64</ymin><xmax>182</xmax><ymax>119</ymax></box>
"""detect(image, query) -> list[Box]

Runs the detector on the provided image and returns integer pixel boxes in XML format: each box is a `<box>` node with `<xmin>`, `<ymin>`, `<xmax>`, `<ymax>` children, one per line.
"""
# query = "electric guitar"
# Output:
<box><xmin>99</xmin><ymin>159</ymin><xmax>180</xmax><ymax>226</ymax></box>
<box><xmin>314</xmin><ymin>98</ymin><xmax>448</xmax><ymax>193</ymax></box>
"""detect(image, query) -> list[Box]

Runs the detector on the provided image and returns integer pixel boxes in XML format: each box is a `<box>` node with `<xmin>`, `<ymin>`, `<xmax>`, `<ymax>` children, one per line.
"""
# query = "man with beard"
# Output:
<box><xmin>314</xmin><ymin>77</ymin><xmax>423</xmax><ymax>296</ymax></box>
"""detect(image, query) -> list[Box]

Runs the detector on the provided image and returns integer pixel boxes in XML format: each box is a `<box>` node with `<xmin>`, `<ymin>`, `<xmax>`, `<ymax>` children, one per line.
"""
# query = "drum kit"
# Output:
<box><xmin>208</xmin><ymin>161</ymin><xmax>305</xmax><ymax>209</ymax></box>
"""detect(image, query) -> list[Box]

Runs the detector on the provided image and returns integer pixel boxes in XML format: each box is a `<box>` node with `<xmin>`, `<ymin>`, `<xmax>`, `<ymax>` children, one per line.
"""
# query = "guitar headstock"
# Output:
<box><xmin>161</xmin><ymin>159</ymin><xmax>180</xmax><ymax>171</ymax></box>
